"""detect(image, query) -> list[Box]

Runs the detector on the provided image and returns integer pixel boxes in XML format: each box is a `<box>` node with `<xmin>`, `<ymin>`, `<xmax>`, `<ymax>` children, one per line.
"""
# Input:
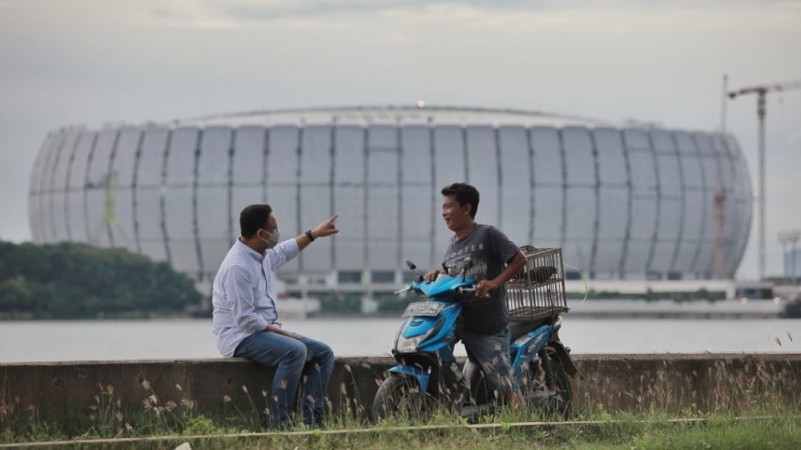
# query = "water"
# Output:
<box><xmin>1</xmin><ymin>317</ymin><xmax>800</xmax><ymax>363</ymax></box>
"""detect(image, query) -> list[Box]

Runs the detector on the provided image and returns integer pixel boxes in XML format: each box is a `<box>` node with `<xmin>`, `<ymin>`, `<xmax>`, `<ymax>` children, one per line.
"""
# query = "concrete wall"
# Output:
<box><xmin>2</xmin><ymin>354</ymin><xmax>799</xmax><ymax>423</ymax></box>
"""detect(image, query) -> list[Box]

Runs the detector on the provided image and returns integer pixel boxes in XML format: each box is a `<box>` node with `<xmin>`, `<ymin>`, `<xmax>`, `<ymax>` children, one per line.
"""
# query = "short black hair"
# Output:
<box><xmin>441</xmin><ymin>183</ymin><xmax>479</xmax><ymax>219</ymax></box>
<box><xmin>240</xmin><ymin>204</ymin><xmax>273</xmax><ymax>238</ymax></box>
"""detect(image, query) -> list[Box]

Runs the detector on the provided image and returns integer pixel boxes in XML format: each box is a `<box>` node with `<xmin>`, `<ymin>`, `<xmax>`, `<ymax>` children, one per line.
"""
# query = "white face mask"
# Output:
<box><xmin>260</xmin><ymin>229</ymin><xmax>280</xmax><ymax>249</ymax></box>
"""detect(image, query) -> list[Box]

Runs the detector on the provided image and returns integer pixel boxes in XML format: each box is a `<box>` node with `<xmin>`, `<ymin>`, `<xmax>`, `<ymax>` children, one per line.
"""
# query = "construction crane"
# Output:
<box><xmin>728</xmin><ymin>79</ymin><xmax>801</xmax><ymax>281</ymax></box>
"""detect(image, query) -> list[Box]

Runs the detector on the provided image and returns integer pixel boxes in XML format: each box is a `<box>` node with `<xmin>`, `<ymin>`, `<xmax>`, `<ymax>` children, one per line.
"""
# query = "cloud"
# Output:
<box><xmin>128</xmin><ymin>0</ymin><xmax>801</xmax><ymax>35</ymax></box>
<box><xmin>130</xmin><ymin>0</ymin><xmax>570</xmax><ymax>30</ymax></box>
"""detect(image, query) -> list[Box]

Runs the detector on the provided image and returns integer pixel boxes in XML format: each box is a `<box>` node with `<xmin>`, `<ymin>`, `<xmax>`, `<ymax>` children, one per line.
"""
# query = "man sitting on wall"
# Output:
<box><xmin>212</xmin><ymin>204</ymin><xmax>339</xmax><ymax>430</ymax></box>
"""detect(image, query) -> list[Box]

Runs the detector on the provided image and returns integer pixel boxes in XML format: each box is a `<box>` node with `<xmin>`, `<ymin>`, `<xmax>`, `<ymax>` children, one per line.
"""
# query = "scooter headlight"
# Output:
<box><xmin>394</xmin><ymin>318</ymin><xmax>445</xmax><ymax>354</ymax></box>
<box><xmin>395</xmin><ymin>334</ymin><xmax>425</xmax><ymax>353</ymax></box>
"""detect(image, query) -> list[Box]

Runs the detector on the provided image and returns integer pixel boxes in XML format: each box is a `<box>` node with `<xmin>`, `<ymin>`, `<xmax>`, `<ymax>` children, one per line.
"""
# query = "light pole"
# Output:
<box><xmin>794</xmin><ymin>236</ymin><xmax>800</xmax><ymax>286</ymax></box>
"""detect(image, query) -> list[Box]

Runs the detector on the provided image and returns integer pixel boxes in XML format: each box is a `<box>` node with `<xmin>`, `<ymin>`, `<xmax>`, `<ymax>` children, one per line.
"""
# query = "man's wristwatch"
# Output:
<box><xmin>305</xmin><ymin>230</ymin><xmax>315</xmax><ymax>242</ymax></box>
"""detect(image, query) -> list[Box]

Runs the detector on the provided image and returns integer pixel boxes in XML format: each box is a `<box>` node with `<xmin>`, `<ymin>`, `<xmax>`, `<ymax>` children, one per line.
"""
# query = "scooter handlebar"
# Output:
<box><xmin>394</xmin><ymin>280</ymin><xmax>476</xmax><ymax>296</ymax></box>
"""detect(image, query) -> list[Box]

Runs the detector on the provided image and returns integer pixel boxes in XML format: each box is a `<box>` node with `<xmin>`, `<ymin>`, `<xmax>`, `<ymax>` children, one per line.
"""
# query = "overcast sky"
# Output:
<box><xmin>1</xmin><ymin>0</ymin><xmax>799</xmax><ymax>280</ymax></box>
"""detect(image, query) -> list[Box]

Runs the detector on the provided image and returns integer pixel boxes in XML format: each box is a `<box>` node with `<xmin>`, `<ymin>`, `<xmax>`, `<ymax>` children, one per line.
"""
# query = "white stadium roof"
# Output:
<box><xmin>172</xmin><ymin>105</ymin><xmax>618</xmax><ymax>128</ymax></box>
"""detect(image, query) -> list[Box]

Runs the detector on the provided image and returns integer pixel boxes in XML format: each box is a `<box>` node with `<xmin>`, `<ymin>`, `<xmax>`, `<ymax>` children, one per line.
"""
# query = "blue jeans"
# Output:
<box><xmin>457</xmin><ymin>325</ymin><xmax>519</xmax><ymax>394</ymax></box>
<box><xmin>234</xmin><ymin>331</ymin><xmax>334</xmax><ymax>425</ymax></box>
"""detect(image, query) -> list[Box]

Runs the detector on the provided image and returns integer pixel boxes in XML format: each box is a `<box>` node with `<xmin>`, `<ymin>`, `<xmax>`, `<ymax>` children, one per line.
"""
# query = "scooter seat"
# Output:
<box><xmin>509</xmin><ymin>317</ymin><xmax>553</xmax><ymax>341</ymax></box>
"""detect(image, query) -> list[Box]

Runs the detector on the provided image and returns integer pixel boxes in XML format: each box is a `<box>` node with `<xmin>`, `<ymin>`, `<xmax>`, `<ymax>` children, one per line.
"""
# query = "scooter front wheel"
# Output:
<box><xmin>372</xmin><ymin>374</ymin><xmax>435</xmax><ymax>422</ymax></box>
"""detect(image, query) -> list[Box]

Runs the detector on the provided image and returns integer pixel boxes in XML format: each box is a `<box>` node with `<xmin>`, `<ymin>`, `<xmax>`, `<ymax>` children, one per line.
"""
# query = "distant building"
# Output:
<box><xmin>784</xmin><ymin>249</ymin><xmax>801</xmax><ymax>283</ymax></box>
<box><xmin>28</xmin><ymin>106</ymin><xmax>752</xmax><ymax>295</ymax></box>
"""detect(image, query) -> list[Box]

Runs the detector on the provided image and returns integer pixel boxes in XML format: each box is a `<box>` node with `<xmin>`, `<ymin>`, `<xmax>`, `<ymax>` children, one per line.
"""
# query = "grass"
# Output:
<box><xmin>2</xmin><ymin>392</ymin><xmax>800</xmax><ymax>449</ymax></box>
<box><xmin>2</xmin><ymin>412</ymin><xmax>798</xmax><ymax>449</ymax></box>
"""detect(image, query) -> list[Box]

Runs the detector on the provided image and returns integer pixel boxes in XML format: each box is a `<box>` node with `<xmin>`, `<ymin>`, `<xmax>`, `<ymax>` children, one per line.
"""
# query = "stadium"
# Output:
<box><xmin>28</xmin><ymin>106</ymin><xmax>752</xmax><ymax>296</ymax></box>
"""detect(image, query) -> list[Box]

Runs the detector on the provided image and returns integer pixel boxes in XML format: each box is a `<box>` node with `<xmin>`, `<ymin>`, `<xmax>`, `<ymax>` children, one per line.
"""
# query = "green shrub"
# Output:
<box><xmin>0</xmin><ymin>241</ymin><xmax>201</xmax><ymax>318</ymax></box>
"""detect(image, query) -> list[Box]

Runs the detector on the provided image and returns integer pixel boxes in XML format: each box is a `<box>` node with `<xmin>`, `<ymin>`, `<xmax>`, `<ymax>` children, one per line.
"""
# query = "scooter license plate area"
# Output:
<box><xmin>402</xmin><ymin>301</ymin><xmax>444</xmax><ymax>317</ymax></box>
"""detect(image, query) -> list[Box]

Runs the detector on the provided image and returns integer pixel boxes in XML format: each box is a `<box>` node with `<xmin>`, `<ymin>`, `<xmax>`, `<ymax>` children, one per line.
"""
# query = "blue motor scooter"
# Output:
<box><xmin>373</xmin><ymin>251</ymin><xmax>580</xmax><ymax>421</ymax></box>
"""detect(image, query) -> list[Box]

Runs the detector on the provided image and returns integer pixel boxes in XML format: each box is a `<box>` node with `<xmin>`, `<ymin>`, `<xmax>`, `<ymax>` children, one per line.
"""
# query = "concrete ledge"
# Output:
<box><xmin>3</xmin><ymin>354</ymin><xmax>800</xmax><ymax>422</ymax></box>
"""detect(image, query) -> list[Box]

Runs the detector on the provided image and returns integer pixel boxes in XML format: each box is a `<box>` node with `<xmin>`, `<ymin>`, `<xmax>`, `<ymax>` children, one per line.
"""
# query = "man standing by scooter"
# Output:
<box><xmin>212</xmin><ymin>204</ymin><xmax>339</xmax><ymax>429</ymax></box>
<box><xmin>425</xmin><ymin>183</ymin><xmax>527</xmax><ymax>409</ymax></box>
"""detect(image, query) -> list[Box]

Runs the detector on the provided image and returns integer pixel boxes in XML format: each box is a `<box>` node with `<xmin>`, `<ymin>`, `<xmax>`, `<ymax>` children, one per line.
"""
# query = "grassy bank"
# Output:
<box><xmin>174</xmin><ymin>414</ymin><xmax>801</xmax><ymax>450</ymax></box>
<box><xmin>3</xmin><ymin>354</ymin><xmax>800</xmax><ymax>448</ymax></box>
<box><xmin>3</xmin><ymin>403</ymin><xmax>800</xmax><ymax>449</ymax></box>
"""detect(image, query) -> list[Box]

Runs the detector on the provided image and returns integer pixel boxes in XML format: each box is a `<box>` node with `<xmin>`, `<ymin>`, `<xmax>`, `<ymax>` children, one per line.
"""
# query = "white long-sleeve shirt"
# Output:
<box><xmin>211</xmin><ymin>238</ymin><xmax>300</xmax><ymax>357</ymax></box>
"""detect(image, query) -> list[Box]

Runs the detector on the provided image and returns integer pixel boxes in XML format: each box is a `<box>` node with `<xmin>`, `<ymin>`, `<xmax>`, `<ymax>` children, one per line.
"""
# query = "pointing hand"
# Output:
<box><xmin>312</xmin><ymin>214</ymin><xmax>339</xmax><ymax>238</ymax></box>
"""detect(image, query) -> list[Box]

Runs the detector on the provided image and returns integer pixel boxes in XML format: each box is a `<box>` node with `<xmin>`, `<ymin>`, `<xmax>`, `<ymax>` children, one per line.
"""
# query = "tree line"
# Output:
<box><xmin>0</xmin><ymin>241</ymin><xmax>202</xmax><ymax>319</ymax></box>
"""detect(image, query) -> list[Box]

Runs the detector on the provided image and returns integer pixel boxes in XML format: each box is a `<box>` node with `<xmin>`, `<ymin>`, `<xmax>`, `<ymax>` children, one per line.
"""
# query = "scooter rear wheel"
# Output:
<box><xmin>523</xmin><ymin>347</ymin><xmax>573</xmax><ymax>419</ymax></box>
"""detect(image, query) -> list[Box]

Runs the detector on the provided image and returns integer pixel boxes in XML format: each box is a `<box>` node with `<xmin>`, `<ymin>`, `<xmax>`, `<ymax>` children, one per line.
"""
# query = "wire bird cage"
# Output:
<box><xmin>505</xmin><ymin>246</ymin><xmax>569</xmax><ymax>321</ymax></box>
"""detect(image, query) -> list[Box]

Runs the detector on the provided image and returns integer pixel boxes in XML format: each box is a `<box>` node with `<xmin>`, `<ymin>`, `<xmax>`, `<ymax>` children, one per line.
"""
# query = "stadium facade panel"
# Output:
<box><xmin>28</xmin><ymin>107</ymin><xmax>752</xmax><ymax>290</ymax></box>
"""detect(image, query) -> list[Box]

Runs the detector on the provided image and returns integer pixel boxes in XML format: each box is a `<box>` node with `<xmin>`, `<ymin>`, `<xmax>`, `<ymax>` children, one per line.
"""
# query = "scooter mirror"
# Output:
<box><xmin>405</xmin><ymin>259</ymin><xmax>417</xmax><ymax>271</ymax></box>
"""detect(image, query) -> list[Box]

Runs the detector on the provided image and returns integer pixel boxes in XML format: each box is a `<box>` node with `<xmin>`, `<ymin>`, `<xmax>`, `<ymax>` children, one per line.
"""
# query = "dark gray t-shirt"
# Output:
<box><xmin>442</xmin><ymin>224</ymin><xmax>520</xmax><ymax>335</ymax></box>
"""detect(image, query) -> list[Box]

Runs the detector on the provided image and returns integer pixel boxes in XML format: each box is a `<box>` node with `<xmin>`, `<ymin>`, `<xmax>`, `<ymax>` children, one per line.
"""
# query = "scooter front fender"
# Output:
<box><xmin>388</xmin><ymin>365</ymin><xmax>430</xmax><ymax>392</ymax></box>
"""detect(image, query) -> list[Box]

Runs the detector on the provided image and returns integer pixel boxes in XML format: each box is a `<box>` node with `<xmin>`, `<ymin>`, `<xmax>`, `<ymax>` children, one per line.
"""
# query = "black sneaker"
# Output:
<box><xmin>305</xmin><ymin>409</ymin><xmax>325</xmax><ymax>430</ymax></box>
<box><xmin>303</xmin><ymin>421</ymin><xmax>325</xmax><ymax>431</ymax></box>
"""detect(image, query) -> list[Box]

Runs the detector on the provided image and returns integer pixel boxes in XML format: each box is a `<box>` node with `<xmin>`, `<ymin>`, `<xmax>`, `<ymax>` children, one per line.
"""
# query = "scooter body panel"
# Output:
<box><xmin>390</xmin><ymin>275</ymin><xmax>473</xmax><ymax>391</ymax></box>
<box><xmin>510</xmin><ymin>325</ymin><xmax>553</xmax><ymax>378</ymax></box>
